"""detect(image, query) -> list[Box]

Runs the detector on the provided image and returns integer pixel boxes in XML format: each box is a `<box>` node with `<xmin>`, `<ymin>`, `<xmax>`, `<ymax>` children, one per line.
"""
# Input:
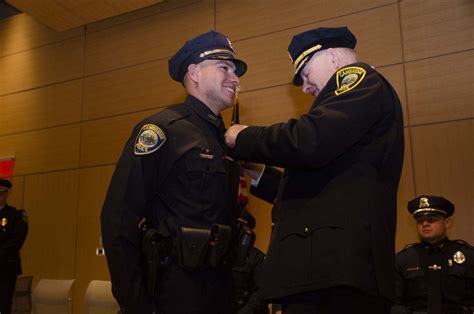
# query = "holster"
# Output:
<box><xmin>176</xmin><ymin>224</ymin><xmax>232</xmax><ymax>269</ymax></box>
<box><xmin>141</xmin><ymin>226</ymin><xmax>169</xmax><ymax>297</ymax></box>
<box><xmin>233</xmin><ymin>224</ymin><xmax>255</xmax><ymax>268</ymax></box>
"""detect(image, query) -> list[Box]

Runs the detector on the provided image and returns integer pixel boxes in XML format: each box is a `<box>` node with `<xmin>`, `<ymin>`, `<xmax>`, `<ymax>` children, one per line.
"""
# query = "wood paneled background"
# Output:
<box><xmin>1</xmin><ymin>0</ymin><xmax>472</xmax><ymax>312</ymax></box>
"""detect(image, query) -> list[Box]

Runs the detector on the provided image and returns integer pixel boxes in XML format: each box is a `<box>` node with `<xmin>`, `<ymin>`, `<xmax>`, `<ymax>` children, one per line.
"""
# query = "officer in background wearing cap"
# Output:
<box><xmin>231</xmin><ymin>209</ymin><xmax>268</xmax><ymax>314</ymax></box>
<box><xmin>393</xmin><ymin>195</ymin><xmax>474</xmax><ymax>314</ymax></box>
<box><xmin>0</xmin><ymin>179</ymin><xmax>28</xmax><ymax>314</ymax></box>
<box><xmin>101</xmin><ymin>31</ymin><xmax>247</xmax><ymax>314</ymax></box>
<box><xmin>225</xmin><ymin>26</ymin><xmax>404</xmax><ymax>313</ymax></box>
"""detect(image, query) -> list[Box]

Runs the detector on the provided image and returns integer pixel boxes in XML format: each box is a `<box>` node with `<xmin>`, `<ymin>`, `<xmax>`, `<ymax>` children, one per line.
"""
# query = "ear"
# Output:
<box><xmin>187</xmin><ymin>63</ymin><xmax>200</xmax><ymax>83</ymax></box>
<box><xmin>327</xmin><ymin>48</ymin><xmax>339</xmax><ymax>69</ymax></box>
<box><xmin>445</xmin><ymin>217</ymin><xmax>452</xmax><ymax>229</ymax></box>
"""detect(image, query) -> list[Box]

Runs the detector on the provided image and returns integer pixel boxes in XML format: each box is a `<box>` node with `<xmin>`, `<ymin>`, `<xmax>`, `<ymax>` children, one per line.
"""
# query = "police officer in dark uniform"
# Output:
<box><xmin>0</xmin><ymin>179</ymin><xmax>28</xmax><ymax>314</ymax></box>
<box><xmin>225</xmin><ymin>27</ymin><xmax>404</xmax><ymax>313</ymax></box>
<box><xmin>393</xmin><ymin>195</ymin><xmax>474</xmax><ymax>314</ymax></box>
<box><xmin>101</xmin><ymin>31</ymin><xmax>247</xmax><ymax>314</ymax></box>
<box><xmin>232</xmin><ymin>209</ymin><xmax>268</xmax><ymax>314</ymax></box>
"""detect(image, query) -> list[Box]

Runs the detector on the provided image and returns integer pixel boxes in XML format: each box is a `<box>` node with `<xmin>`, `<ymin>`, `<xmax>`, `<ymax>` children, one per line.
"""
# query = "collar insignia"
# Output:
<box><xmin>134</xmin><ymin>124</ymin><xmax>166</xmax><ymax>155</ymax></box>
<box><xmin>335</xmin><ymin>66</ymin><xmax>366</xmax><ymax>96</ymax></box>
<box><xmin>453</xmin><ymin>251</ymin><xmax>466</xmax><ymax>264</ymax></box>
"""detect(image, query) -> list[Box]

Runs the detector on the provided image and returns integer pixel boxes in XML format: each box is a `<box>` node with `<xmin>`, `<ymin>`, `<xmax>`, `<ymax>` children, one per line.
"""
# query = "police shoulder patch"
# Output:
<box><xmin>335</xmin><ymin>66</ymin><xmax>366</xmax><ymax>96</ymax></box>
<box><xmin>134</xmin><ymin>124</ymin><xmax>166</xmax><ymax>155</ymax></box>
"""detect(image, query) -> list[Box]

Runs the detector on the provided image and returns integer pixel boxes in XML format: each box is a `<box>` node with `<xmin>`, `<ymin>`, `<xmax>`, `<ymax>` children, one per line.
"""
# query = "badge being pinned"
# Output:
<box><xmin>134</xmin><ymin>124</ymin><xmax>166</xmax><ymax>155</ymax></box>
<box><xmin>335</xmin><ymin>66</ymin><xmax>366</xmax><ymax>95</ymax></box>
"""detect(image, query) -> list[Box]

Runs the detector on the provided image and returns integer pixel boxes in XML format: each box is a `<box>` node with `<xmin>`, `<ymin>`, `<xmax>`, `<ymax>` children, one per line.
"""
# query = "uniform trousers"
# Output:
<box><xmin>154</xmin><ymin>263</ymin><xmax>233</xmax><ymax>314</ymax></box>
<box><xmin>281</xmin><ymin>286</ymin><xmax>392</xmax><ymax>314</ymax></box>
<box><xmin>0</xmin><ymin>275</ymin><xmax>17</xmax><ymax>314</ymax></box>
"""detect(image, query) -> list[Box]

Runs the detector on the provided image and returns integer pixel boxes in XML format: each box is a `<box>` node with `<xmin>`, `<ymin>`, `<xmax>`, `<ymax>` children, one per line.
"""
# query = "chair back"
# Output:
<box><xmin>84</xmin><ymin>280</ymin><xmax>120</xmax><ymax>314</ymax></box>
<box><xmin>11</xmin><ymin>275</ymin><xmax>34</xmax><ymax>314</ymax></box>
<box><xmin>32</xmin><ymin>278</ymin><xmax>75</xmax><ymax>314</ymax></box>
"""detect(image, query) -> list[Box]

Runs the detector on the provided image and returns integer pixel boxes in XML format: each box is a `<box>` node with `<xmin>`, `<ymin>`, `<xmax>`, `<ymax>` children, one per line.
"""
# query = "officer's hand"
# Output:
<box><xmin>225</xmin><ymin>124</ymin><xmax>248</xmax><ymax>147</ymax></box>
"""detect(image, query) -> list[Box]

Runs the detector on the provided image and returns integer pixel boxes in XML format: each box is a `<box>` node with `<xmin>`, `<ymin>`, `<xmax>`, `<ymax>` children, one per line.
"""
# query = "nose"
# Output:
<box><xmin>302</xmin><ymin>81</ymin><xmax>312</xmax><ymax>94</ymax></box>
<box><xmin>230</xmin><ymin>73</ymin><xmax>240</xmax><ymax>86</ymax></box>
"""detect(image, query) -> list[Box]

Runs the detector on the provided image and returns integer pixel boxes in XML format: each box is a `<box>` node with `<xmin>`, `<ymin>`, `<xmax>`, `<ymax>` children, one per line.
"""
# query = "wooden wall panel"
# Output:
<box><xmin>377</xmin><ymin>64</ymin><xmax>408</xmax><ymax>126</ymax></box>
<box><xmin>0</xmin><ymin>124</ymin><xmax>81</xmax><ymax>175</ymax></box>
<box><xmin>400</xmin><ymin>0</ymin><xmax>474</xmax><ymax>61</ymax></box>
<box><xmin>21</xmin><ymin>170</ymin><xmax>79</xmax><ymax>286</ymax></box>
<box><xmin>0</xmin><ymin>80</ymin><xmax>83</xmax><ymax>136</ymax></box>
<box><xmin>234</xmin><ymin>4</ymin><xmax>402</xmax><ymax>90</ymax></box>
<box><xmin>0</xmin><ymin>13</ymin><xmax>83</xmax><ymax>57</ymax></box>
<box><xmin>238</xmin><ymin>85</ymin><xmax>313</xmax><ymax>126</ymax></box>
<box><xmin>84</xmin><ymin>0</ymin><xmax>213</xmax><ymax>75</ymax></box>
<box><xmin>0</xmin><ymin>37</ymin><xmax>84</xmax><ymax>95</ymax></box>
<box><xmin>73</xmin><ymin>165</ymin><xmax>114</xmax><ymax>314</ymax></box>
<box><xmin>7</xmin><ymin>176</ymin><xmax>25</xmax><ymax>209</ymax></box>
<box><xmin>83</xmin><ymin>59</ymin><xmax>185</xmax><ymax>120</ymax></box>
<box><xmin>80</xmin><ymin>109</ymin><xmax>162</xmax><ymax>167</ymax></box>
<box><xmin>216</xmin><ymin>0</ymin><xmax>396</xmax><ymax>41</ymax></box>
<box><xmin>395</xmin><ymin>129</ymin><xmax>417</xmax><ymax>252</ymax></box>
<box><xmin>405</xmin><ymin>50</ymin><xmax>474</xmax><ymax>126</ymax></box>
<box><xmin>410</xmin><ymin>120</ymin><xmax>474</xmax><ymax>243</ymax></box>
<box><xmin>87</xmin><ymin>0</ymin><xmax>198</xmax><ymax>32</ymax></box>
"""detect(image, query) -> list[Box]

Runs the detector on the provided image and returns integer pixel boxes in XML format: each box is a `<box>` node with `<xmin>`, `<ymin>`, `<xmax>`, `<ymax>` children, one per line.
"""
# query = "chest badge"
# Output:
<box><xmin>335</xmin><ymin>66</ymin><xmax>366</xmax><ymax>96</ymax></box>
<box><xmin>134</xmin><ymin>124</ymin><xmax>166</xmax><ymax>155</ymax></box>
<box><xmin>453</xmin><ymin>251</ymin><xmax>466</xmax><ymax>264</ymax></box>
<box><xmin>1</xmin><ymin>217</ymin><xmax>7</xmax><ymax>227</ymax></box>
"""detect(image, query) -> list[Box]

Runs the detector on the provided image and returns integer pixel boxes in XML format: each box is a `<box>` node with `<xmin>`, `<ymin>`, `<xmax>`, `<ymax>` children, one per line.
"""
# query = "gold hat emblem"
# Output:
<box><xmin>453</xmin><ymin>251</ymin><xmax>466</xmax><ymax>264</ymax></box>
<box><xmin>419</xmin><ymin>197</ymin><xmax>430</xmax><ymax>208</ymax></box>
<box><xmin>1</xmin><ymin>217</ymin><xmax>7</xmax><ymax>227</ymax></box>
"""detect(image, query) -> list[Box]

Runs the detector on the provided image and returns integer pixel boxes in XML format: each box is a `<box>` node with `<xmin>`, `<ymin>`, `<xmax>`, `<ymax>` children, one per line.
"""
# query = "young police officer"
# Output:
<box><xmin>394</xmin><ymin>195</ymin><xmax>474</xmax><ymax>314</ymax></box>
<box><xmin>101</xmin><ymin>31</ymin><xmax>247</xmax><ymax>314</ymax></box>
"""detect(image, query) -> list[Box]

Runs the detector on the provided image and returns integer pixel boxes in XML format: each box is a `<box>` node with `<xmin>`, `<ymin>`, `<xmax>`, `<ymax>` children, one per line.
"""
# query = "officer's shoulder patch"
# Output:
<box><xmin>134</xmin><ymin>124</ymin><xmax>166</xmax><ymax>155</ymax></box>
<box><xmin>335</xmin><ymin>66</ymin><xmax>366</xmax><ymax>96</ymax></box>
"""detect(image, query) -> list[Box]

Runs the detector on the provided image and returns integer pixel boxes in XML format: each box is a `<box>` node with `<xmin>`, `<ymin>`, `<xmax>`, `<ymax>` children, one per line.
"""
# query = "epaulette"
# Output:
<box><xmin>453</xmin><ymin>239</ymin><xmax>474</xmax><ymax>249</ymax></box>
<box><xmin>402</xmin><ymin>243</ymin><xmax>417</xmax><ymax>250</ymax></box>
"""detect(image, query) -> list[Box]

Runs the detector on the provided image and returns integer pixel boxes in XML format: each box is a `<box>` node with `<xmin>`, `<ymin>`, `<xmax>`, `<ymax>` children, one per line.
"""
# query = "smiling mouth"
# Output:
<box><xmin>224</xmin><ymin>87</ymin><xmax>235</xmax><ymax>95</ymax></box>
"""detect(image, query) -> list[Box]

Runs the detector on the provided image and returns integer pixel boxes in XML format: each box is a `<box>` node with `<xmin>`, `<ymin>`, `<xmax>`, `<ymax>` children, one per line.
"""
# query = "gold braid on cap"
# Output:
<box><xmin>413</xmin><ymin>208</ymin><xmax>447</xmax><ymax>216</ymax></box>
<box><xmin>199</xmin><ymin>49</ymin><xmax>235</xmax><ymax>58</ymax></box>
<box><xmin>293</xmin><ymin>44</ymin><xmax>322</xmax><ymax>73</ymax></box>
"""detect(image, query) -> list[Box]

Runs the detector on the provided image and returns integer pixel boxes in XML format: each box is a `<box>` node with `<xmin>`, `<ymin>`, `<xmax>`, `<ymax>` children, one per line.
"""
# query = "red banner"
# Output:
<box><xmin>0</xmin><ymin>157</ymin><xmax>15</xmax><ymax>178</ymax></box>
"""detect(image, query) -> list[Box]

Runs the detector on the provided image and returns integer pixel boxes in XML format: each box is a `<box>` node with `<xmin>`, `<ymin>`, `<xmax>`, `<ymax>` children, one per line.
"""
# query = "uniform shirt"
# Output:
<box><xmin>0</xmin><ymin>204</ymin><xmax>28</xmax><ymax>277</ymax></box>
<box><xmin>395</xmin><ymin>238</ymin><xmax>474</xmax><ymax>312</ymax></box>
<box><xmin>101</xmin><ymin>95</ymin><xmax>240</xmax><ymax>313</ymax></box>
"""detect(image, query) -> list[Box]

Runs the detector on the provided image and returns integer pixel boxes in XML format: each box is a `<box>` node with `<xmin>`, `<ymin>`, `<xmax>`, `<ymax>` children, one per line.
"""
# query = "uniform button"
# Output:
<box><xmin>304</xmin><ymin>227</ymin><xmax>309</xmax><ymax>233</ymax></box>
<box><xmin>271</xmin><ymin>222</ymin><xmax>275</xmax><ymax>227</ymax></box>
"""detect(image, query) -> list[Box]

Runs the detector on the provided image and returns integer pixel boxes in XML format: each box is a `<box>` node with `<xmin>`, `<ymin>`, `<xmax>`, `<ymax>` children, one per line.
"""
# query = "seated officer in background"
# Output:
<box><xmin>232</xmin><ymin>209</ymin><xmax>268</xmax><ymax>314</ymax></box>
<box><xmin>393</xmin><ymin>195</ymin><xmax>474</xmax><ymax>314</ymax></box>
<box><xmin>0</xmin><ymin>179</ymin><xmax>28</xmax><ymax>314</ymax></box>
<box><xmin>101</xmin><ymin>31</ymin><xmax>247</xmax><ymax>314</ymax></box>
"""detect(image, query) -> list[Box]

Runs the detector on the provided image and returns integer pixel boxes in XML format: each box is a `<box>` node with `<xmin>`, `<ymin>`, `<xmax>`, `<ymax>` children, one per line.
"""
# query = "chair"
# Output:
<box><xmin>84</xmin><ymin>280</ymin><xmax>120</xmax><ymax>314</ymax></box>
<box><xmin>11</xmin><ymin>275</ymin><xmax>34</xmax><ymax>314</ymax></box>
<box><xmin>32</xmin><ymin>279</ymin><xmax>75</xmax><ymax>314</ymax></box>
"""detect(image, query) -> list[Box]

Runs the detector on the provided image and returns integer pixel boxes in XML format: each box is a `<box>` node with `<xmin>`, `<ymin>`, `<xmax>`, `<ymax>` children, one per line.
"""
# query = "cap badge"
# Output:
<box><xmin>335</xmin><ymin>66</ymin><xmax>366</xmax><ymax>96</ymax></box>
<box><xmin>419</xmin><ymin>197</ymin><xmax>430</xmax><ymax>208</ymax></box>
<box><xmin>134</xmin><ymin>124</ymin><xmax>166</xmax><ymax>155</ymax></box>
<box><xmin>453</xmin><ymin>251</ymin><xmax>466</xmax><ymax>264</ymax></box>
<box><xmin>1</xmin><ymin>217</ymin><xmax>7</xmax><ymax>227</ymax></box>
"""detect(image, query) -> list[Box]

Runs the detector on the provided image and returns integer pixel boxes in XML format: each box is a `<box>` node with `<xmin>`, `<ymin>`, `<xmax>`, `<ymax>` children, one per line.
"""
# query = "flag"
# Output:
<box><xmin>0</xmin><ymin>157</ymin><xmax>15</xmax><ymax>178</ymax></box>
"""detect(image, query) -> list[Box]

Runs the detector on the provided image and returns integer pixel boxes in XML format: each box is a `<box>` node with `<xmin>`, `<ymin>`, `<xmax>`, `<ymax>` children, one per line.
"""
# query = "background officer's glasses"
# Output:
<box><xmin>415</xmin><ymin>215</ymin><xmax>444</xmax><ymax>225</ymax></box>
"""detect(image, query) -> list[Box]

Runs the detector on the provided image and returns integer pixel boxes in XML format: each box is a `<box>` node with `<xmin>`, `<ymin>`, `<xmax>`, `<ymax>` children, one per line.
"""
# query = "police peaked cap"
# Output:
<box><xmin>407</xmin><ymin>195</ymin><xmax>455</xmax><ymax>218</ymax></box>
<box><xmin>288</xmin><ymin>26</ymin><xmax>357</xmax><ymax>86</ymax></box>
<box><xmin>169</xmin><ymin>30</ymin><xmax>247</xmax><ymax>83</ymax></box>
<box><xmin>0</xmin><ymin>179</ymin><xmax>12</xmax><ymax>192</ymax></box>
